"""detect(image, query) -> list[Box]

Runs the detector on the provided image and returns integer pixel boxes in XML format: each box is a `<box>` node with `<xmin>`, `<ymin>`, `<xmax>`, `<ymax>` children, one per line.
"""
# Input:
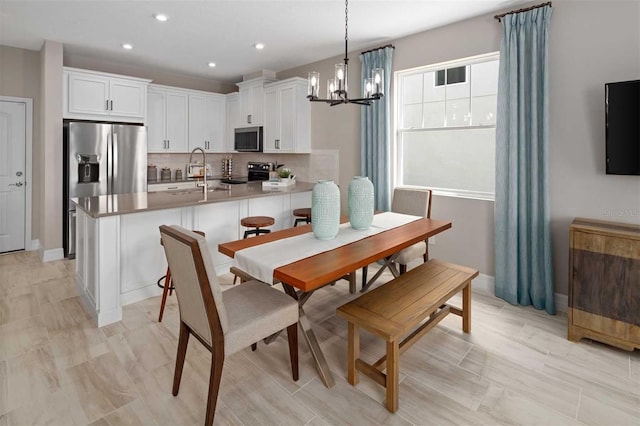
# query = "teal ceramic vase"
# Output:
<box><xmin>348</xmin><ymin>176</ymin><xmax>374</xmax><ymax>230</ymax></box>
<box><xmin>311</xmin><ymin>180</ymin><xmax>340</xmax><ymax>240</ymax></box>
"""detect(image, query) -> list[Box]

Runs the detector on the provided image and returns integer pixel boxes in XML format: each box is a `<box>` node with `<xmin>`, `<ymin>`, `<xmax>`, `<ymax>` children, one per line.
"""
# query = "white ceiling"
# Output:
<box><xmin>0</xmin><ymin>0</ymin><xmax>526</xmax><ymax>84</ymax></box>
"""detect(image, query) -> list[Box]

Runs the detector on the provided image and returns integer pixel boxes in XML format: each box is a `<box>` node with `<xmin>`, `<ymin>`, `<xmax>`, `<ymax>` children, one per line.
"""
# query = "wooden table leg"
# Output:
<box><xmin>462</xmin><ymin>281</ymin><xmax>471</xmax><ymax>333</ymax></box>
<box><xmin>386</xmin><ymin>340</ymin><xmax>399</xmax><ymax>413</ymax></box>
<box><xmin>347</xmin><ymin>322</ymin><xmax>359</xmax><ymax>385</ymax></box>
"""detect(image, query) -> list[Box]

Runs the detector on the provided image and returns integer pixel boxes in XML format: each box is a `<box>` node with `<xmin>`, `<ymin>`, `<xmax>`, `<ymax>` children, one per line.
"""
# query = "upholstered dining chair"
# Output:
<box><xmin>159</xmin><ymin>225</ymin><xmax>299</xmax><ymax>426</ymax></box>
<box><xmin>361</xmin><ymin>188</ymin><xmax>433</xmax><ymax>291</ymax></box>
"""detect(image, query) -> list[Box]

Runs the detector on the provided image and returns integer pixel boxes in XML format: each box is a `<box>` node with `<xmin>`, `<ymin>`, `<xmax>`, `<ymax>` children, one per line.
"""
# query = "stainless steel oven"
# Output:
<box><xmin>247</xmin><ymin>162</ymin><xmax>272</xmax><ymax>181</ymax></box>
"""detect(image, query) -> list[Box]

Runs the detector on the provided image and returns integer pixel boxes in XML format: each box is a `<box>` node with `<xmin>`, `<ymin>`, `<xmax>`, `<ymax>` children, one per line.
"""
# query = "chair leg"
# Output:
<box><xmin>286</xmin><ymin>323</ymin><xmax>299</xmax><ymax>381</ymax></box>
<box><xmin>158</xmin><ymin>268</ymin><xmax>172</xmax><ymax>322</ymax></box>
<box><xmin>204</xmin><ymin>345</ymin><xmax>225</xmax><ymax>426</ymax></box>
<box><xmin>172</xmin><ymin>321</ymin><xmax>190</xmax><ymax>396</ymax></box>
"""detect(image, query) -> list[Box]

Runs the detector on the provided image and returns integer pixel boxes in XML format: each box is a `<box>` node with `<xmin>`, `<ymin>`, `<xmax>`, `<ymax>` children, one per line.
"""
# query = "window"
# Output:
<box><xmin>395</xmin><ymin>53</ymin><xmax>499</xmax><ymax>200</ymax></box>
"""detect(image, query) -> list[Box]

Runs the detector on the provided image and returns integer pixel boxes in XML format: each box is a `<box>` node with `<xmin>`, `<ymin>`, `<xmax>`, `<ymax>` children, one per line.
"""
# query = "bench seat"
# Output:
<box><xmin>336</xmin><ymin>258</ymin><xmax>478</xmax><ymax>412</ymax></box>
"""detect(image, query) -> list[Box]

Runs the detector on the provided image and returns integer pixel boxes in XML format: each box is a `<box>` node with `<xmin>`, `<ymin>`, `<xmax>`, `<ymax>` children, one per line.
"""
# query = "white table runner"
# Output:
<box><xmin>233</xmin><ymin>212</ymin><xmax>422</xmax><ymax>284</ymax></box>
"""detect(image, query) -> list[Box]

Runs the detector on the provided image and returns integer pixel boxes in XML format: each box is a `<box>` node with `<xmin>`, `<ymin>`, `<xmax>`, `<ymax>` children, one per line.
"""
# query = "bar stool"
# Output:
<box><xmin>241</xmin><ymin>216</ymin><xmax>275</xmax><ymax>238</ymax></box>
<box><xmin>233</xmin><ymin>217</ymin><xmax>275</xmax><ymax>285</ymax></box>
<box><xmin>293</xmin><ymin>208</ymin><xmax>311</xmax><ymax>227</ymax></box>
<box><xmin>158</xmin><ymin>230</ymin><xmax>204</xmax><ymax>322</ymax></box>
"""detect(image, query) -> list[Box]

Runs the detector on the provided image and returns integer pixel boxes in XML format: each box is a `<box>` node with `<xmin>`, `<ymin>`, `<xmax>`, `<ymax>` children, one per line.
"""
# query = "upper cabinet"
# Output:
<box><xmin>236</xmin><ymin>77</ymin><xmax>276</xmax><ymax>127</ymax></box>
<box><xmin>188</xmin><ymin>93</ymin><xmax>226</xmax><ymax>152</ymax></box>
<box><xmin>263</xmin><ymin>78</ymin><xmax>310</xmax><ymax>153</ymax></box>
<box><xmin>225</xmin><ymin>93</ymin><xmax>239</xmax><ymax>151</ymax></box>
<box><xmin>63</xmin><ymin>67</ymin><xmax>150</xmax><ymax>123</ymax></box>
<box><xmin>147</xmin><ymin>85</ymin><xmax>189</xmax><ymax>153</ymax></box>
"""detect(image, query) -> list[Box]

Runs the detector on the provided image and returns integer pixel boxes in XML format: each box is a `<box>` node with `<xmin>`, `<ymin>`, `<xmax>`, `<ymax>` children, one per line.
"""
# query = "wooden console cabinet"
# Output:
<box><xmin>568</xmin><ymin>218</ymin><xmax>640</xmax><ymax>351</ymax></box>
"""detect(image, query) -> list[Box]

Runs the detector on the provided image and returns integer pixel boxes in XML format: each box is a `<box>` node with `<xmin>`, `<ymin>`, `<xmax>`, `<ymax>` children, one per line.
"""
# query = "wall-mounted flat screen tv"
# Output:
<box><xmin>605</xmin><ymin>80</ymin><xmax>639</xmax><ymax>175</ymax></box>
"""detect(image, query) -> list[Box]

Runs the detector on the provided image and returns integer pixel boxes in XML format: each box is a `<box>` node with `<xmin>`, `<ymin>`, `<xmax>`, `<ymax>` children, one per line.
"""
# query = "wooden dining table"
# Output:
<box><xmin>219</xmin><ymin>215</ymin><xmax>452</xmax><ymax>388</ymax></box>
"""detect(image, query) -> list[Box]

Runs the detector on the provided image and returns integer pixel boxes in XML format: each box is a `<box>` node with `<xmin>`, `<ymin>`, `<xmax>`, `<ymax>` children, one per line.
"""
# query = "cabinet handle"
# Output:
<box><xmin>167</xmin><ymin>140</ymin><xmax>170</xmax><ymax>149</ymax></box>
<box><xmin>275</xmin><ymin>139</ymin><xmax>280</xmax><ymax>149</ymax></box>
<box><xmin>247</xmin><ymin>114</ymin><xmax>252</xmax><ymax>124</ymax></box>
<box><xmin>106</xmin><ymin>100</ymin><xmax>109</xmax><ymax>111</ymax></box>
<box><xmin>110</xmin><ymin>100</ymin><xmax>113</xmax><ymax>110</ymax></box>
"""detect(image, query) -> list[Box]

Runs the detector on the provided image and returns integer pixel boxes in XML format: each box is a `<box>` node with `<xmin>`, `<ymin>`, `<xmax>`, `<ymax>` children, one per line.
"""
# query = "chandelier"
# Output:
<box><xmin>307</xmin><ymin>0</ymin><xmax>384</xmax><ymax>106</ymax></box>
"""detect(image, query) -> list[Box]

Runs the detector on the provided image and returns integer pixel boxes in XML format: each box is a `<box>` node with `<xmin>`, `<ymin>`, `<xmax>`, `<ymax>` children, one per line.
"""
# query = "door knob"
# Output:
<box><xmin>16</xmin><ymin>171</ymin><xmax>23</xmax><ymax>176</ymax></box>
<box><xmin>9</xmin><ymin>182</ymin><xmax>24</xmax><ymax>187</ymax></box>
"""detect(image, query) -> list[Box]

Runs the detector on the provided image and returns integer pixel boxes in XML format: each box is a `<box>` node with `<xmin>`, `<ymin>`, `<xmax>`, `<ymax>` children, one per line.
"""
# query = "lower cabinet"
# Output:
<box><xmin>568</xmin><ymin>218</ymin><xmax>640</xmax><ymax>351</ymax></box>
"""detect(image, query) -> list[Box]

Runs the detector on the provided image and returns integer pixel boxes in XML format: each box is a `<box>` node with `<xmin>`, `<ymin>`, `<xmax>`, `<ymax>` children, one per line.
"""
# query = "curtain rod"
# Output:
<box><xmin>494</xmin><ymin>1</ymin><xmax>552</xmax><ymax>22</ymax></box>
<box><xmin>360</xmin><ymin>44</ymin><xmax>395</xmax><ymax>55</ymax></box>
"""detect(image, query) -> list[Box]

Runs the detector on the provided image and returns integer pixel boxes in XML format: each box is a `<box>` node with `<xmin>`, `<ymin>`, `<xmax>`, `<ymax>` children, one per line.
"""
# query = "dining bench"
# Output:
<box><xmin>336</xmin><ymin>258</ymin><xmax>478</xmax><ymax>412</ymax></box>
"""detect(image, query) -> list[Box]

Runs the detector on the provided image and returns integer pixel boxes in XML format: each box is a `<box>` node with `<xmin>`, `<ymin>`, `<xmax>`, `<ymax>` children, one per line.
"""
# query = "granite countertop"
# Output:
<box><xmin>72</xmin><ymin>181</ymin><xmax>314</xmax><ymax>219</ymax></box>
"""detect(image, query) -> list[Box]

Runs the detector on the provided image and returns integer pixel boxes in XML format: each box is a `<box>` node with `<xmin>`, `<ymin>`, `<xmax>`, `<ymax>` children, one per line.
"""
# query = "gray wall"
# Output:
<box><xmin>278</xmin><ymin>0</ymin><xmax>640</xmax><ymax>296</ymax></box>
<box><xmin>39</xmin><ymin>41</ymin><xmax>64</xmax><ymax>254</ymax></box>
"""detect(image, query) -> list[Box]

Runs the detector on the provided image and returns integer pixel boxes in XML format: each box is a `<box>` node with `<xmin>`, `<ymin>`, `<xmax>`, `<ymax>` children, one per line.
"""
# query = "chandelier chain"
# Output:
<box><xmin>345</xmin><ymin>0</ymin><xmax>348</xmax><ymax>43</ymax></box>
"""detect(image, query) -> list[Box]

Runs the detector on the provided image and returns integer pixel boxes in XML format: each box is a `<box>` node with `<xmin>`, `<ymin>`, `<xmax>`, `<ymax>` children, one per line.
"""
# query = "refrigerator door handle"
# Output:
<box><xmin>112</xmin><ymin>132</ymin><xmax>118</xmax><ymax>191</ymax></box>
<box><xmin>107</xmin><ymin>131</ymin><xmax>112</xmax><ymax>194</ymax></box>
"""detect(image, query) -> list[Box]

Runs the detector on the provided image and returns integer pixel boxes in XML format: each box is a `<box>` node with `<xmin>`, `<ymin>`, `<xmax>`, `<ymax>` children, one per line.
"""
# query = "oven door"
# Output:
<box><xmin>234</xmin><ymin>127</ymin><xmax>263</xmax><ymax>152</ymax></box>
<box><xmin>248</xmin><ymin>170</ymin><xmax>270</xmax><ymax>181</ymax></box>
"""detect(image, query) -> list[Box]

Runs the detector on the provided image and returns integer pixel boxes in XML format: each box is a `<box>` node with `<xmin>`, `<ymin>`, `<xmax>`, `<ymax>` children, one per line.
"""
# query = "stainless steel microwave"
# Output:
<box><xmin>234</xmin><ymin>126</ymin><xmax>263</xmax><ymax>152</ymax></box>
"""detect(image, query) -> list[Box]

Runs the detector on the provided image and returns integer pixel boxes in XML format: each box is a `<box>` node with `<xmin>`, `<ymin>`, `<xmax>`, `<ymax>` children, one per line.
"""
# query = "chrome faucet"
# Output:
<box><xmin>189</xmin><ymin>147</ymin><xmax>207</xmax><ymax>194</ymax></box>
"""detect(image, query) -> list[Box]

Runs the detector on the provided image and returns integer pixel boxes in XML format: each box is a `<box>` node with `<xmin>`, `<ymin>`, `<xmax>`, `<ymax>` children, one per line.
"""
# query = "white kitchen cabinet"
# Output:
<box><xmin>189</xmin><ymin>93</ymin><xmax>226</xmax><ymax>152</ymax></box>
<box><xmin>225</xmin><ymin>92</ymin><xmax>239</xmax><ymax>151</ymax></box>
<box><xmin>236</xmin><ymin>77</ymin><xmax>275</xmax><ymax>127</ymax></box>
<box><xmin>263</xmin><ymin>77</ymin><xmax>310</xmax><ymax>153</ymax></box>
<box><xmin>147</xmin><ymin>85</ymin><xmax>189</xmax><ymax>153</ymax></box>
<box><xmin>63</xmin><ymin>67</ymin><xmax>149</xmax><ymax>123</ymax></box>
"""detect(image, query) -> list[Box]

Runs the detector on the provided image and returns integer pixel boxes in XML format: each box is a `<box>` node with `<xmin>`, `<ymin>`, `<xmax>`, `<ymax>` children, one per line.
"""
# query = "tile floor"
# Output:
<box><xmin>0</xmin><ymin>251</ymin><xmax>638</xmax><ymax>425</ymax></box>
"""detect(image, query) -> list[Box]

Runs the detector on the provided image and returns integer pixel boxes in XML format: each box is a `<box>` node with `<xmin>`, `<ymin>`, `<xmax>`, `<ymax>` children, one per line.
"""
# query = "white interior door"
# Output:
<box><xmin>0</xmin><ymin>100</ymin><xmax>26</xmax><ymax>252</ymax></box>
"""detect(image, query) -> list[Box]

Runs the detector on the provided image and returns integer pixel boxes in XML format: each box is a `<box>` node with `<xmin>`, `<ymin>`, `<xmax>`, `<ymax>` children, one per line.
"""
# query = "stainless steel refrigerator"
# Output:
<box><xmin>63</xmin><ymin>121</ymin><xmax>147</xmax><ymax>258</ymax></box>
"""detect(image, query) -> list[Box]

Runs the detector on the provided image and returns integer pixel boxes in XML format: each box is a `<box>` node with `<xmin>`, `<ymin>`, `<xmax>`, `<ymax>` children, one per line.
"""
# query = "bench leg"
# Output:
<box><xmin>347</xmin><ymin>322</ymin><xmax>359</xmax><ymax>385</ymax></box>
<box><xmin>462</xmin><ymin>282</ymin><xmax>471</xmax><ymax>333</ymax></box>
<box><xmin>386</xmin><ymin>340</ymin><xmax>399</xmax><ymax>413</ymax></box>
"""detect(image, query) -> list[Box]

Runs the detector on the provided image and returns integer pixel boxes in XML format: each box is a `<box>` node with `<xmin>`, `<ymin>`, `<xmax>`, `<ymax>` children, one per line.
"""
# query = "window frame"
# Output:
<box><xmin>393</xmin><ymin>52</ymin><xmax>500</xmax><ymax>201</ymax></box>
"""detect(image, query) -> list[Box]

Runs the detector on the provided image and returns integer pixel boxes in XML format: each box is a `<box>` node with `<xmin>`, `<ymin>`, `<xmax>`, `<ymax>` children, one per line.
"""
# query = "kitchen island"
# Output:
<box><xmin>72</xmin><ymin>181</ymin><xmax>313</xmax><ymax>326</ymax></box>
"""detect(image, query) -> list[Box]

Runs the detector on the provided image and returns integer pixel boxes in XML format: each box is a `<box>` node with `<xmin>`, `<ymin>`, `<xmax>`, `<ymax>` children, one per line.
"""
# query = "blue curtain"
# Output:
<box><xmin>495</xmin><ymin>6</ymin><xmax>555</xmax><ymax>314</ymax></box>
<box><xmin>360</xmin><ymin>47</ymin><xmax>393</xmax><ymax>211</ymax></box>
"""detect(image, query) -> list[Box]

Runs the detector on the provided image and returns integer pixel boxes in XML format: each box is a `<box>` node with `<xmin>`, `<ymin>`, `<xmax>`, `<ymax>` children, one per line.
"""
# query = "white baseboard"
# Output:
<box><xmin>29</xmin><ymin>239</ymin><xmax>40</xmax><ymax>251</ymax></box>
<box><xmin>472</xmin><ymin>273</ymin><xmax>567</xmax><ymax>314</ymax></box>
<box><xmin>120</xmin><ymin>284</ymin><xmax>163</xmax><ymax>307</ymax></box>
<box><xmin>471</xmin><ymin>273</ymin><xmax>495</xmax><ymax>296</ymax></box>
<box><xmin>40</xmin><ymin>247</ymin><xmax>64</xmax><ymax>262</ymax></box>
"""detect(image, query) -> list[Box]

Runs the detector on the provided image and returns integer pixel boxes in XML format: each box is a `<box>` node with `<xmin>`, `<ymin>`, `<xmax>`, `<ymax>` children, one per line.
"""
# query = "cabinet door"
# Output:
<box><xmin>68</xmin><ymin>72</ymin><xmax>110</xmax><ymax>116</ymax></box>
<box><xmin>263</xmin><ymin>88</ymin><xmax>279</xmax><ymax>152</ymax></box>
<box><xmin>165</xmin><ymin>92</ymin><xmax>189</xmax><ymax>152</ymax></box>
<box><xmin>188</xmin><ymin>95</ymin><xmax>206</xmax><ymax>150</ymax></box>
<box><xmin>204</xmin><ymin>97</ymin><xmax>225</xmax><ymax>152</ymax></box>
<box><xmin>278</xmin><ymin>85</ymin><xmax>296</xmax><ymax>152</ymax></box>
<box><xmin>239</xmin><ymin>87</ymin><xmax>252</xmax><ymax>125</ymax></box>
<box><xmin>109</xmin><ymin>78</ymin><xmax>146</xmax><ymax>118</ymax></box>
<box><xmin>225</xmin><ymin>93</ymin><xmax>239</xmax><ymax>151</ymax></box>
<box><xmin>147</xmin><ymin>90</ymin><xmax>167</xmax><ymax>152</ymax></box>
<box><xmin>249</xmin><ymin>84</ymin><xmax>264</xmax><ymax>126</ymax></box>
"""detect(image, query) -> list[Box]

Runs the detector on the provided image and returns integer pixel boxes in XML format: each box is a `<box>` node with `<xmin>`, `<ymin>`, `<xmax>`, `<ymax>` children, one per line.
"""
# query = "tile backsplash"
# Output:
<box><xmin>147</xmin><ymin>152</ymin><xmax>325</xmax><ymax>183</ymax></box>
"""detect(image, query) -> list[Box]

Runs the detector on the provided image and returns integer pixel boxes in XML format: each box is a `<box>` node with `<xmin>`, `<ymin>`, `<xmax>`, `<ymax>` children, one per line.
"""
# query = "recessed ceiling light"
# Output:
<box><xmin>122</xmin><ymin>43</ymin><xmax>133</xmax><ymax>50</ymax></box>
<box><xmin>154</xmin><ymin>13</ymin><xmax>168</xmax><ymax>22</ymax></box>
<box><xmin>254</xmin><ymin>43</ymin><xmax>265</xmax><ymax>50</ymax></box>
<box><xmin>208</xmin><ymin>62</ymin><xmax>216</xmax><ymax>68</ymax></box>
